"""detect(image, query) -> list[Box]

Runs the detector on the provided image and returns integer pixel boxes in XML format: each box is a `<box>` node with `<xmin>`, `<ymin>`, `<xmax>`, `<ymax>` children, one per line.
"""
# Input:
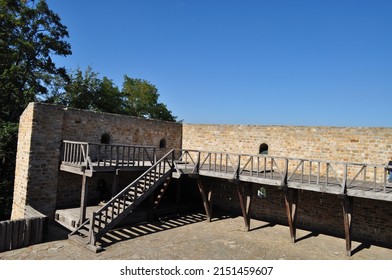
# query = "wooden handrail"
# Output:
<box><xmin>178</xmin><ymin>149</ymin><xmax>391</xmax><ymax>193</ymax></box>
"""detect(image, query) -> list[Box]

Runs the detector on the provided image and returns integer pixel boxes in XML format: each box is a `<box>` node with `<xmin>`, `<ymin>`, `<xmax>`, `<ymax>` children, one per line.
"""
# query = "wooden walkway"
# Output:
<box><xmin>58</xmin><ymin>142</ymin><xmax>392</xmax><ymax>256</ymax></box>
<box><xmin>173</xmin><ymin>150</ymin><xmax>392</xmax><ymax>201</ymax></box>
<box><xmin>60</xmin><ymin>140</ymin><xmax>156</xmax><ymax>176</ymax></box>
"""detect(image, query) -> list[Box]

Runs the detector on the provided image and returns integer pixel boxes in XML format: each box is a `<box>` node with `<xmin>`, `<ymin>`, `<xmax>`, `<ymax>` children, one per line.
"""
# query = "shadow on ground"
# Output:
<box><xmin>97</xmin><ymin>212</ymin><xmax>234</xmax><ymax>250</ymax></box>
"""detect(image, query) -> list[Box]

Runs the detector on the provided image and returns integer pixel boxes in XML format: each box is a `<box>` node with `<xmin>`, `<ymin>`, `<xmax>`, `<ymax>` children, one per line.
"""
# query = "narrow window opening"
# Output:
<box><xmin>159</xmin><ymin>138</ymin><xmax>166</xmax><ymax>149</ymax></box>
<box><xmin>259</xmin><ymin>143</ymin><xmax>269</xmax><ymax>154</ymax></box>
<box><xmin>101</xmin><ymin>133</ymin><xmax>111</xmax><ymax>144</ymax></box>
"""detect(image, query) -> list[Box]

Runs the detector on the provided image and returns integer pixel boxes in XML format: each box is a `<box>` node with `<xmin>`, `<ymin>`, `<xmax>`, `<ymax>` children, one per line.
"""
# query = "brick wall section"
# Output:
<box><xmin>12</xmin><ymin>103</ymin><xmax>182</xmax><ymax>220</ymax></box>
<box><xmin>182</xmin><ymin>124</ymin><xmax>392</xmax><ymax>164</ymax></box>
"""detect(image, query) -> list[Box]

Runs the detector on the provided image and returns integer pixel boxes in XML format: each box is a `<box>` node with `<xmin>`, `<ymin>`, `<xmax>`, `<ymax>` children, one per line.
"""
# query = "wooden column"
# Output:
<box><xmin>341</xmin><ymin>196</ymin><xmax>353</xmax><ymax>257</ymax></box>
<box><xmin>197</xmin><ymin>179</ymin><xmax>212</xmax><ymax>222</ymax></box>
<box><xmin>175</xmin><ymin>179</ymin><xmax>181</xmax><ymax>211</ymax></box>
<box><xmin>283</xmin><ymin>188</ymin><xmax>298</xmax><ymax>243</ymax></box>
<box><xmin>80</xmin><ymin>175</ymin><xmax>88</xmax><ymax>224</ymax></box>
<box><xmin>236</xmin><ymin>183</ymin><xmax>252</xmax><ymax>231</ymax></box>
<box><xmin>147</xmin><ymin>194</ymin><xmax>155</xmax><ymax>222</ymax></box>
<box><xmin>111</xmin><ymin>169</ymin><xmax>119</xmax><ymax>196</ymax></box>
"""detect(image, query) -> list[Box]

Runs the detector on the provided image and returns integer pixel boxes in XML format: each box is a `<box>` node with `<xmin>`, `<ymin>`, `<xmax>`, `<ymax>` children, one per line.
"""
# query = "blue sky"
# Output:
<box><xmin>47</xmin><ymin>0</ymin><xmax>392</xmax><ymax>127</ymax></box>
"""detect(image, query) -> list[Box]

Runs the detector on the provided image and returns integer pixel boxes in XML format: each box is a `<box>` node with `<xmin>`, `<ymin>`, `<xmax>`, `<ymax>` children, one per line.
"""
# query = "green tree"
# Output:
<box><xmin>0</xmin><ymin>0</ymin><xmax>71</xmax><ymax>219</ymax></box>
<box><xmin>122</xmin><ymin>76</ymin><xmax>176</xmax><ymax>122</ymax></box>
<box><xmin>57</xmin><ymin>70</ymin><xmax>177</xmax><ymax>122</ymax></box>
<box><xmin>0</xmin><ymin>0</ymin><xmax>71</xmax><ymax>121</ymax></box>
<box><xmin>55</xmin><ymin>67</ymin><xmax>124</xmax><ymax>114</ymax></box>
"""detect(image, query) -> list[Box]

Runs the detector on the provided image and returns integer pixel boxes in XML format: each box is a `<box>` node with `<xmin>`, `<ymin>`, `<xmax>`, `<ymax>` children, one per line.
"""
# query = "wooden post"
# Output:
<box><xmin>236</xmin><ymin>183</ymin><xmax>252</xmax><ymax>231</ymax></box>
<box><xmin>283</xmin><ymin>188</ymin><xmax>298</xmax><ymax>243</ymax></box>
<box><xmin>342</xmin><ymin>196</ymin><xmax>353</xmax><ymax>257</ymax></box>
<box><xmin>175</xmin><ymin>179</ymin><xmax>181</xmax><ymax>210</ymax></box>
<box><xmin>147</xmin><ymin>193</ymin><xmax>155</xmax><ymax>222</ymax></box>
<box><xmin>111</xmin><ymin>169</ymin><xmax>119</xmax><ymax>196</ymax></box>
<box><xmin>197</xmin><ymin>179</ymin><xmax>212</xmax><ymax>222</ymax></box>
<box><xmin>80</xmin><ymin>175</ymin><xmax>88</xmax><ymax>225</ymax></box>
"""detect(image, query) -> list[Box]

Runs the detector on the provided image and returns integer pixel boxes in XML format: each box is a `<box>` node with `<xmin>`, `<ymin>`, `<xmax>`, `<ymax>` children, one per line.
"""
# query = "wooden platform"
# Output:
<box><xmin>174</xmin><ymin>150</ymin><xmax>392</xmax><ymax>202</ymax></box>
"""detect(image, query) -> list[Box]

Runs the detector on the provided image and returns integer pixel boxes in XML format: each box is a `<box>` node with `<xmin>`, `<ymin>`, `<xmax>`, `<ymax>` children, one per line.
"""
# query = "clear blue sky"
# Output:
<box><xmin>47</xmin><ymin>0</ymin><xmax>392</xmax><ymax>127</ymax></box>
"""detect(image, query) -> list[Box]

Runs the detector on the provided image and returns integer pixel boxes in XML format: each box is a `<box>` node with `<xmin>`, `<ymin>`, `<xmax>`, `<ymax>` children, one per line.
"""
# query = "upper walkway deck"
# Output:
<box><xmin>60</xmin><ymin>140</ymin><xmax>156</xmax><ymax>176</ymax></box>
<box><xmin>59</xmin><ymin>141</ymin><xmax>392</xmax><ymax>201</ymax></box>
<box><xmin>174</xmin><ymin>150</ymin><xmax>392</xmax><ymax>202</ymax></box>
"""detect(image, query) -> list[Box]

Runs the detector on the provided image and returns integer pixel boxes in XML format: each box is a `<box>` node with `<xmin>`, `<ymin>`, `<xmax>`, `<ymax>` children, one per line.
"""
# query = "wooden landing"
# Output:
<box><xmin>60</xmin><ymin>160</ymin><xmax>153</xmax><ymax>176</ymax></box>
<box><xmin>55</xmin><ymin>205</ymin><xmax>150</xmax><ymax>231</ymax></box>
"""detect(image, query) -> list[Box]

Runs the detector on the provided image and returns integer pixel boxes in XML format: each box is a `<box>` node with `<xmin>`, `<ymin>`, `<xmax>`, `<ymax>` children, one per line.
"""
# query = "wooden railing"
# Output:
<box><xmin>62</xmin><ymin>141</ymin><xmax>157</xmax><ymax>168</ymax></box>
<box><xmin>62</xmin><ymin>140</ymin><xmax>89</xmax><ymax>166</ymax></box>
<box><xmin>176</xmin><ymin>150</ymin><xmax>392</xmax><ymax>194</ymax></box>
<box><xmin>86</xmin><ymin>149</ymin><xmax>175</xmax><ymax>244</ymax></box>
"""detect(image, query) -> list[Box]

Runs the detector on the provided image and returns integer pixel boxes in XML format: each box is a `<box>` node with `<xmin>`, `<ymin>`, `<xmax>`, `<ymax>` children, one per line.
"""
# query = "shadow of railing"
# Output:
<box><xmin>97</xmin><ymin>212</ymin><xmax>233</xmax><ymax>249</ymax></box>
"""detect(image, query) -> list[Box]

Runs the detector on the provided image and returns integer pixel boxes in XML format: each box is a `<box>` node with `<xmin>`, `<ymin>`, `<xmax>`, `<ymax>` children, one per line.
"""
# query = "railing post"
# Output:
<box><xmin>89</xmin><ymin>212</ymin><xmax>96</xmax><ymax>246</ymax></box>
<box><xmin>281</xmin><ymin>159</ymin><xmax>289</xmax><ymax>186</ymax></box>
<box><xmin>341</xmin><ymin>164</ymin><xmax>348</xmax><ymax>195</ymax></box>
<box><xmin>236</xmin><ymin>155</ymin><xmax>241</xmax><ymax>179</ymax></box>
<box><xmin>85</xmin><ymin>143</ymin><xmax>89</xmax><ymax>167</ymax></box>
<box><xmin>326</xmin><ymin>163</ymin><xmax>329</xmax><ymax>186</ymax></box>
<box><xmin>196</xmin><ymin>151</ymin><xmax>201</xmax><ymax>173</ymax></box>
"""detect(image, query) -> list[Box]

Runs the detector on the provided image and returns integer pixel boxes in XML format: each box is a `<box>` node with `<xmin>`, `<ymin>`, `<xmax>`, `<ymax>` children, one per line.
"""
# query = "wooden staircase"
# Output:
<box><xmin>68</xmin><ymin>150</ymin><xmax>176</xmax><ymax>252</ymax></box>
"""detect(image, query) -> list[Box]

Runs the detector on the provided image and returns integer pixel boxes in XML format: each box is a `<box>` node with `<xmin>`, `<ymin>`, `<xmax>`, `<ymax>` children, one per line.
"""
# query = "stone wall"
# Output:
<box><xmin>11</xmin><ymin>103</ymin><xmax>182</xmax><ymax>220</ymax></box>
<box><xmin>182</xmin><ymin>124</ymin><xmax>392</xmax><ymax>164</ymax></box>
<box><xmin>12</xmin><ymin>103</ymin><xmax>64</xmax><ymax>220</ymax></box>
<box><xmin>182</xmin><ymin>124</ymin><xmax>392</xmax><ymax>246</ymax></box>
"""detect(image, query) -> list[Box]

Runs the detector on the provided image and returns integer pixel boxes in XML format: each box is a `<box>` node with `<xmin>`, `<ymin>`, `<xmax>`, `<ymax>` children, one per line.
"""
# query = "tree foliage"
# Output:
<box><xmin>0</xmin><ymin>0</ymin><xmax>71</xmax><ymax>122</ymax></box>
<box><xmin>55</xmin><ymin>69</ymin><xmax>177</xmax><ymax>122</ymax></box>
<box><xmin>0</xmin><ymin>0</ymin><xmax>71</xmax><ymax>219</ymax></box>
<box><xmin>122</xmin><ymin>76</ymin><xmax>176</xmax><ymax>121</ymax></box>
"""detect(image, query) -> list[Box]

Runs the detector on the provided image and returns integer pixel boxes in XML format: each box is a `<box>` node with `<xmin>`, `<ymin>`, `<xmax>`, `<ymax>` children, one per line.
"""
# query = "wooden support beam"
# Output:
<box><xmin>341</xmin><ymin>196</ymin><xmax>353</xmax><ymax>257</ymax></box>
<box><xmin>236</xmin><ymin>183</ymin><xmax>252</xmax><ymax>231</ymax></box>
<box><xmin>197</xmin><ymin>179</ymin><xmax>212</xmax><ymax>222</ymax></box>
<box><xmin>283</xmin><ymin>188</ymin><xmax>298</xmax><ymax>243</ymax></box>
<box><xmin>111</xmin><ymin>169</ymin><xmax>119</xmax><ymax>196</ymax></box>
<box><xmin>147</xmin><ymin>194</ymin><xmax>155</xmax><ymax>222</ymax></box>
<box><xmin>175</xmin><ymin>179</ymin><xmax>181</xmax><ymax>211</ymax></box>
<box><xmin>80</xmin><ymin>175</ymin><xmax>88</xmax><ymax>225</ymax></box>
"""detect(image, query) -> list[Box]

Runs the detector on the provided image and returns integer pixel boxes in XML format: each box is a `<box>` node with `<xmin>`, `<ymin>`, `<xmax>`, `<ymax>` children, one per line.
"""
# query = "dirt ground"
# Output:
<box><xmin>0</xmin><ymin>211</ymin><xmax>391</xmax><ymax>260</ymax></box>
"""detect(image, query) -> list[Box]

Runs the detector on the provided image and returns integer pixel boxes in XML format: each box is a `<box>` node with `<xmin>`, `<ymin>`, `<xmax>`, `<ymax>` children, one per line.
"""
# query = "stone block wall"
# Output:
<box><xmin>183</xmin><ymin>124</ymin><xmax>392</xmax><ymax>164</ymax></box>
<box><xmin>12</xmin><ymin>103</ymin><xmax>64</xmax><ymax>220</ymax></box>
<box><xmin>12</xmin><ymin>103</ymin><xmax>182</xmax><ymax>220</ymax></box>
<box><xmin>183</xmin><ymin>124</ymin><xmax>392</xmax><ymax>245</ymax></box>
